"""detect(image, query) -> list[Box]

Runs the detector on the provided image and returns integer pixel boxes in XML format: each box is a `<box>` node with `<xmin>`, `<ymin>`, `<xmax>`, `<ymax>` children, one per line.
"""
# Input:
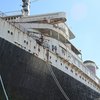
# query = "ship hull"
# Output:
<box><xmin>0</xmin><ymin>37</ymin><xmax>100</xmax><ymax>100</ymax></box>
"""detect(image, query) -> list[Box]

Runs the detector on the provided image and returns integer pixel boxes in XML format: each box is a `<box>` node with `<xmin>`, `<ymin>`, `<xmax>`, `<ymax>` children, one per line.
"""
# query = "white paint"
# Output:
<box><xmin>0</xmin><ymin>16</ymin><xmax>100</xmax><ymax>94</ymax></box>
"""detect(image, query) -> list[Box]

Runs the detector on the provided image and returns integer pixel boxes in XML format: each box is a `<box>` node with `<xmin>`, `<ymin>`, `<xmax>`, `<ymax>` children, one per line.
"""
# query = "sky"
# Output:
<box><xmin>0</xmin><ymin>0</ymin><xmax>100</xmax><ymax>78</ymax></box>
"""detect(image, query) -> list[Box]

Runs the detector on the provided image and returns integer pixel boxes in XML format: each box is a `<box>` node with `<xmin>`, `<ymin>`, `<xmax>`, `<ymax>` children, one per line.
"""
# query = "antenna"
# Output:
<box><xmin>22</xmin><ymin>0</ymin><xmax>42</xmax><ymax>16</ymax></box>
<box><xmin>22</xmin><ymin>0</ymin><xmax>30</xmax><ymax>16</ymax></box>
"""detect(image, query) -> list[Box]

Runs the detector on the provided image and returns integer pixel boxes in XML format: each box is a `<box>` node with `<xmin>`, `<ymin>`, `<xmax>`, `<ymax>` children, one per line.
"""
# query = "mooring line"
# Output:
<box><xmin>0</xmin><ymin>75</ymin><xmax>9</xmax><ymax>100</ymax></box>
<box><xmin>46</xmin><ymin>49</ymin><xmax>70</xmax><ymax>100</ymax></box>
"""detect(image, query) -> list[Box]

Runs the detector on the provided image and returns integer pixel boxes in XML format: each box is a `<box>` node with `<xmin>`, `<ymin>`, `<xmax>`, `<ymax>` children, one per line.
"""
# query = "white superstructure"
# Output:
<box><xmin>0</xmin><ymin>11</ymin><xmax>100</xmax><ymax>94</ymax></box>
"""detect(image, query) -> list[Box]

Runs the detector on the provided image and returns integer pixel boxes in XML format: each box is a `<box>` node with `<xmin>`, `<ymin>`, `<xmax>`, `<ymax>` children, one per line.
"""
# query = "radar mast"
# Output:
<box><xmin>22</xmin><ymin>0</ymin><xmax>30</xmax><ymax>16</ymax></box>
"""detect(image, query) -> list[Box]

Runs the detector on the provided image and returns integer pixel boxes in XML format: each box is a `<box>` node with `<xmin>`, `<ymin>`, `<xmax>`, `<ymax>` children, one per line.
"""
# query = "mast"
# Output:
<box><xmin>22</xmin><ymin>0</ymin><xmax>30</xmax><ymax>16</ymax></box>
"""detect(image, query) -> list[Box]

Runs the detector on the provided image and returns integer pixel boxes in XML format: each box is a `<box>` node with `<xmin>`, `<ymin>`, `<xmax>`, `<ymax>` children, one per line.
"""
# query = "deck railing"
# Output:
<box><xmin>66</xmin><ymin>47</ymin><xmax>100</xmax><ymax>85</ymax></box>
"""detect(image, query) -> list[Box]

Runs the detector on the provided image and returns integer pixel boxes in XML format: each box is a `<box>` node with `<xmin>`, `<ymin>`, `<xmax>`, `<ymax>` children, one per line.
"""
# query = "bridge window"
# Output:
<box><xmin>62</xmin><ymin>48</ymin><xmax>65</xmax><ymax>55</ymax></box>
<box><xmin>59</xmin><ymin>34</ymin><xmax>66</xmax><ymax>43</ymax></box>
<box><xmin>52</xmin><ymin>31</ymin><xmax>58</xmax><ymax>40</ymax></box>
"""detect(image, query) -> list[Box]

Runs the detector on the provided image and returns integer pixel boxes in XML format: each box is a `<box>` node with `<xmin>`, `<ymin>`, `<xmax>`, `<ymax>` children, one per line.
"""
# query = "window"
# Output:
<box><xmin>11</xmin><ymin>32</ymin><xmax>13</xmax><ymax>35</ymax></box>
<box><xmin>55</xmin><ymin>60</ymin><xmax>57</xmax><ymax>62</ymax></box>
<box><xmin>50</xmin><ymin>56</ymin><xmax>51</xmax><ymax>59</ymax></box>
<box><xmin>52</xmin><ymin>45</ymin><xmax>55</xmax><ymax>51</ymax></box>
<box><xmin>8</xmin><ymin>30</ymin><xmax>10</xmax><ymax>33</ymax></box>
<box><xmin>71</xmin><ymin>69</ymin><xmax>73</xmax><ymax>73</ymax></box>
<box><xmin>24</xmin><ymin>40</ymin><xmax>26</xmax><ymax>43</ymax></box>
<box><xmin>26</xmin><ymin>41</ymin><xmax>28</xmax><ymax>45</ymax></box>
<box><xmin>75</xmin><ymin>73</ymin><xmax>77</xmax><ymax>75</ymax></box>
<box><xmin>38</xmin><ymin>48</ymin><xmax>40</xmax><ymax>52</ymax></box>
<box><xmin>65</xmin><ymin>66</ymin><xmax>68</xmax><ymax>69</ymax></box>
<box><xmin>34</xmin><ymin>46</ymin><xmax>36</xmax><ymax>49</ymax></box>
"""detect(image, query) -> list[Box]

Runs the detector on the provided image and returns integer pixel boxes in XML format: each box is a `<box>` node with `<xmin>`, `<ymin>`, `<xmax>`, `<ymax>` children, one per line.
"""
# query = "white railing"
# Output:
<box><xmin>45</xmin><ymin>37</ymin><xmax>100</xmax><ymax>85</ymax></box>
<box><xmin>65</xmin><ymin>48</ymin><xmax>100</xmax><ymax>85</ymax></box>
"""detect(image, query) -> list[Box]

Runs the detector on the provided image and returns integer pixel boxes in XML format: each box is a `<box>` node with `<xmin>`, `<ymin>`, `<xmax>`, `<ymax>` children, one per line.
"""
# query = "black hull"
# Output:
<box><xmin>0</xmin><ymin>37</ymin><xmax>100</xmax><ymax>100</ymax></box>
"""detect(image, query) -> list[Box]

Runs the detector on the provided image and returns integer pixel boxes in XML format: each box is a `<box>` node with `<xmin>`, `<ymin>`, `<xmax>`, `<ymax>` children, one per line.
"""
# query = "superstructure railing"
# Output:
<box><xmin>47</xmin><ymin>37</ymin><xmax>100</xmax><ymax>88</ymax></box>
<box><xmin>63</xmin><ymin>46</ymin><xmax>100</xmax><ymax>87</ymax></box>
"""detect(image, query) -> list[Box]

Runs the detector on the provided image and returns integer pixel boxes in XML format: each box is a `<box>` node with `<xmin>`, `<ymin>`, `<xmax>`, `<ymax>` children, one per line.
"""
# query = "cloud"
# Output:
<box><xmin>71</xmin><ymin>2</ymin><xmax>88</xmax><ymax>21</ymax></box>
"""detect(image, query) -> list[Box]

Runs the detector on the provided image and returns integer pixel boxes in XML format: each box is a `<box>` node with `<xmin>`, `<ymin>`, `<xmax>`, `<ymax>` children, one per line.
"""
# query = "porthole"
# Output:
<box><xmin>24</xmin><ymin>47</ymin><xmax>26</xmax><ymax>49</ymax></box>
<box><xmin>24</xmin><ymin>40</ymin><xmax>26</xmax><ymax>43</ymax></box>
<box><xmin>65</xmin><ymin>66</ymin><xmax>68</xmax><ymax>69</ymax></box>
<box><xmin>26</xmin><ymin>41</ymin><xmax>28</xmax><ymax>45</ymax></box>
<box><xmin>71</xmin><ymin>69</ymin><xmax>73</xmax><ymax>73</ymax></box>
<box><xmin>75</xmin><ymin>73</ymin><xmax>77</xmax><ymax>75</ymax></box>
<box><xmin>34</xmin><ymin>46</ymin><xmax>36</xmax><ymax>49</ymax></box>
<box><xmin>38</xmin><ymin>48</ymin><xmax>40</xmax><ymax>52</ymax></box>
<box><xmin>8</xmin><ymin>30</ymin><xmax>10</xmax><ymax>33</ymax></box>
<box><xmin>50</xmin><ymin>56</ymin><xmax>51</xmax><ymax>59</ymax></box>
<box><xmin>11</xmin><ymin>32</ymin><xmax>13</xmax><ymax>35</ymax></box>
<box><xmin>28</xmin><ymin>50</ymin><xmax>31</xmax><ymax>52</ymax></box>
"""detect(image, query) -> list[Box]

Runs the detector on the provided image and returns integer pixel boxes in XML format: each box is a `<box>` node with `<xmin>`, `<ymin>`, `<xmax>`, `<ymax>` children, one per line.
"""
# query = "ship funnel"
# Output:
<box><xmin>83</xmin><ymin>60</ymin><xmax>98</xmax><ymax>75</ymax></box>
<box><xmin>22</xmin><ymin>0</ymin><xmax>30</xmax><ymax>16</ymax></box>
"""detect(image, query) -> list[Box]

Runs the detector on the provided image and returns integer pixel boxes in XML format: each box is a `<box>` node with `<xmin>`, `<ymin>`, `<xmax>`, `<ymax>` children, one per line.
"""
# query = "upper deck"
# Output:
<box><xmin>0</xmin><ymin>12</ymin><xmax>100</xmax><ymax>89</ymax></box>
<box><xmin>2</xmin><ymin>12</ymin><xmax>75</xmax><ymax>41</ymax></box>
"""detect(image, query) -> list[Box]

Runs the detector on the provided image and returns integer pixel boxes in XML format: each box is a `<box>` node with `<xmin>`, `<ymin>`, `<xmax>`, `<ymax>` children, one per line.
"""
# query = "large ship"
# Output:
<box><xmin>0</xmin><ymin>0</ymin><xmax>100</xmax><ymax>100</ymax></box>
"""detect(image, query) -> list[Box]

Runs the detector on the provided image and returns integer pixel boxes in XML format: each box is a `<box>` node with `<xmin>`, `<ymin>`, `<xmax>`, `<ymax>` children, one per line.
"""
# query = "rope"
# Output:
<box><xmin>0</xmin><ymin>75</ymin><xmax>9</xmax><ymax>100</ymax></box>
<box><xmin>46</xmin><ymin>49</ymin><xmax>70</xmax><ymax>100</ymax></box>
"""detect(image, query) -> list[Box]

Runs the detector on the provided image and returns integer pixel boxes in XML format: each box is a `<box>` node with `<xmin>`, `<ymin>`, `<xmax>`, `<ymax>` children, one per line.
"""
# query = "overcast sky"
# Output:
<box><xmin>0</xmin><ymin>0</ymin><xmax>100</xmax><ymax>78</ymax></box>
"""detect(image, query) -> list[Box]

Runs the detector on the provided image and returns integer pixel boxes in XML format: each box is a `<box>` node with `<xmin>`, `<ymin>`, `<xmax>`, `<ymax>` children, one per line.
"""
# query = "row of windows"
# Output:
<box><xmin>14</xmin><ymin>37</ymin><xmax>100</xmax><ymax>92</ymax></box>
<box><xmin>65</xmin><ymin>65</ymin><xmax>98</xmax><ymax>89</ymax></box>
<box><xmin>65</xmin><ymin>65</ymin><xmax>99</xmax><ymax>90</ymax></box>
<box><xmin>7</xmin><ymin>30</ymin><xmax>30</xmax><ymax>47</ymax></box>
<box><xmin>5</xmin><ymin>16</ymin><xmax>19</xmax><ymax>20</ymax></box>
<box><xmin>49</xmin><ymin>54</ymin><xmax>99</xmax><ymax>91</ymax></box>
<box><xmin>52</xmin><ymin>45</ymin><xmax>57</xmax><ymax>52</ymax></box>
<box><xmin>14</xmin><ymin>41</ymin><xmax>31</xmax><ymax>53</ymax></box>
<box><xmin>58</xmin><ymin>45</ymin><xmax>97</xmax><ymax>85</ymax></box>
<box><xmin>11</xmin><ymin>31</ymin><xmax>99</xmax><ymax>92</ymax></box>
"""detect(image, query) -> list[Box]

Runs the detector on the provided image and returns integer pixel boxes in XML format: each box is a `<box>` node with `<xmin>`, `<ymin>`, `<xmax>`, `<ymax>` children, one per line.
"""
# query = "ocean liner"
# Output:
<box><xmin>0</xmin><ymin>0</ymin><xmax>100</xmax><ymax>100</ymax></box>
